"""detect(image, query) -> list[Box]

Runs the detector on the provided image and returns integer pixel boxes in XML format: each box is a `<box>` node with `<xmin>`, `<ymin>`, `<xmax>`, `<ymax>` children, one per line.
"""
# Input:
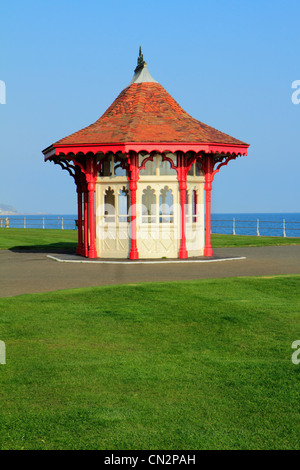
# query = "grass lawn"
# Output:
<box><xmin>0</xmin><ymin>228</ymin><xmax>299</xmax><ymax>251</ymax></box>
<box><xmin>0</xmin><ymin>276</ymin><xmax>300</xmax><ymax>450</ymax></box>
<box><xmin>0</xmin><ymin>228</ymin><xmax>77</xmax><ymax>252</ymax></box>
<box><xmin>212</xmin><ymin>233</ymin><xmax>300</xmax><ymax>247</ymax></box>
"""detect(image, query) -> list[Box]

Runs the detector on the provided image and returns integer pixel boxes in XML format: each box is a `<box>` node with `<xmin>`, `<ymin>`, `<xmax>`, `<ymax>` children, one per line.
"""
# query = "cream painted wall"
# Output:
<box><xmin>95</xmin><ymin>174</ymin><xmax>205</xmax><ymax>259</ymax></box>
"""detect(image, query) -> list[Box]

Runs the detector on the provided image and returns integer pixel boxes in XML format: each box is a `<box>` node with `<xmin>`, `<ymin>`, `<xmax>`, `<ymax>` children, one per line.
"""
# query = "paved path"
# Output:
<box><xmin>0</xmin><ymin>246</ymin><xmax>299</xmax><ymax>297</ymax></box>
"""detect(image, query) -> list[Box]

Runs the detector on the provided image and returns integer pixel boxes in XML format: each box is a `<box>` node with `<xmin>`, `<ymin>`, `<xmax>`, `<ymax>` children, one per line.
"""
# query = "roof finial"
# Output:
<box><xmin>134</xmin><ymin>46</ymin><xmax>147</xmax><ymax>73</ymax></box>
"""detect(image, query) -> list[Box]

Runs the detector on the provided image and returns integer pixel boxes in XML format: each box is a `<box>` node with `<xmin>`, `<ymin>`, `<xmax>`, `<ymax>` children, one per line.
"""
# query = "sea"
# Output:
<box><xmin>210</xmin><ymin>213</ymin><xmax>300</xmax><ymax>238</ymax></box>
<box><xmin>1</xmin><ymin>213</ymin><xmax>300</xmax><ymax>238</ymax></box>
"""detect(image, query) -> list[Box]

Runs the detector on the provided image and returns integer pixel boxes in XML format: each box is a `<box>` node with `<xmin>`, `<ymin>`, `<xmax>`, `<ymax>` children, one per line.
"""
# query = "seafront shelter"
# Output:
<box><xmin>43</xmin><ymin>49</ymin><xmax>249</xmax><ymax>259</ymax></box>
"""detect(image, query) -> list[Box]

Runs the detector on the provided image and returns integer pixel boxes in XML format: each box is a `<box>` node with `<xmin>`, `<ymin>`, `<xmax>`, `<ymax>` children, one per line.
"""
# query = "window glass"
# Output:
<box><xmin>118</xmin><ymin>187</ymin><xmax>129</xmax><ymax>222</ymax></box>
<box><xmin>104</xmin><ymin>187</ymin><xmax>115</xmax><ymax>222</ymax></box>
<box><xmin>195</xmin><ymin>160</ymin><xmax>202</xmax><ymax>176</ymax></box>
<box><xmin>142</xmin><ymin>186</ymin><xmax>156</xmax><ymax>223</ymax></box>
<box><xmin>159</xmin><ymin>186</ymin><xmax>173</xmax><ymax>223</ymax></box>
<box><xmin>138</xmin><ymin>153</ymin><xmax>148</xmax><ymax>166</ymax></box>
<box><xmin>99</xmin><ymin>156</ymin><xmax>112</xmax><ymax>177</ymax></box>
<box><xmin>188</xmin><ymin>163</ymin><xmax>194</xmax><ymax>176</ymax></box>
<box><xmin>114</xmin><ymin>158</ymin><xmax>127</xmax><ymax>177</ymax></box>
<box><xmin>159</xmin><ymin>155</ymin><xmax>176</xmax><ymax>176</ymax></box>
<box><xmin>139</xmin><ymin>157</ymin><xmax>155</xmax><ymax>176</ymax></box>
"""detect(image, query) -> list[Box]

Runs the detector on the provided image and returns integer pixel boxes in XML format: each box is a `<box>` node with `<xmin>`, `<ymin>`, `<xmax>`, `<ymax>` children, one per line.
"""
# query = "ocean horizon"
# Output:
<box><xmin>1</xmin><ymin>213</ymin><xmax>300</xmax><ymax>237</ymax></box>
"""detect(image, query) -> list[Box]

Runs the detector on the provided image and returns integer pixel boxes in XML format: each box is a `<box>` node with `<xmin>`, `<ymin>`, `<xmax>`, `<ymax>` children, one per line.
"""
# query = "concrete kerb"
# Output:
<box><xmin>47</xmin><ymin>254</ymin><xmax>247</xmax><ymax>265</ymax></box>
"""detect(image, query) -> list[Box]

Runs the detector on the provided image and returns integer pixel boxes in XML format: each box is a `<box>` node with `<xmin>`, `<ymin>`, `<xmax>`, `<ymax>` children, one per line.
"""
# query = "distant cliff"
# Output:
<box><xmin>0</xmin><ymin>204</ymin><xmax>19</xmax><ymax>215</ymax></box>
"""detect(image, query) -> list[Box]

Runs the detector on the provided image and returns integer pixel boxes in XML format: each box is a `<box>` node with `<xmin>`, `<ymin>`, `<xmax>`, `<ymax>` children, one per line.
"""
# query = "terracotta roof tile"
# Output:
<box><xmin>55</xmin><ymin>82</ymin><xmax>247</xmax><ymax>147</ymax></box>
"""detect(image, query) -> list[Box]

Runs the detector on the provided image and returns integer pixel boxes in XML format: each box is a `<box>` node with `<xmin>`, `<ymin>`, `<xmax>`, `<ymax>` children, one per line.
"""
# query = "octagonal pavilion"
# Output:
<box><xmin>43</xmin><ymin>48</ymin><xmax>249</xmax><ymax>259</ymax></box>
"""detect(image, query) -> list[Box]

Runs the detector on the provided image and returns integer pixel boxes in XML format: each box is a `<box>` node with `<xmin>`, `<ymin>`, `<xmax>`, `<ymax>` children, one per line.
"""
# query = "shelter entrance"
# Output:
<box><xmin>137</xmin><ymin>181</ymin><xmax>179</xmax><ymax>258</ymax></box>
<box><xmin>96</xmin><ymin>180</ymin><xmax>130</xmax><ymax>258</ymax></box>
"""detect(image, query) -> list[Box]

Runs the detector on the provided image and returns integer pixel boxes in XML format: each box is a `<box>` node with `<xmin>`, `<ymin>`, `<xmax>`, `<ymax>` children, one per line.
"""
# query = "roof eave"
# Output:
<box><xmin>42</xmin><ymin>145</ymin><xmax>57</xmax><ymax>161</ymax></box>
<box><xmin>46</xmin><ymin>141</ymin><xmax>249</xmax><ymax>158</ymax></box>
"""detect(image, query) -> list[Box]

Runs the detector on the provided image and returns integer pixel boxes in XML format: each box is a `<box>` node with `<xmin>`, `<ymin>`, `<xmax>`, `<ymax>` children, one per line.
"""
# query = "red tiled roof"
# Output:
<box><xmin>54</xmin><ymin>82</ymin><xmax>248</xmax><ymax>147</ymax></box>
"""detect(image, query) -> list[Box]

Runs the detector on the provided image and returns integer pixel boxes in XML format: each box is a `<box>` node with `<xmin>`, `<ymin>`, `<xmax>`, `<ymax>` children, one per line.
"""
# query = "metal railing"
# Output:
<box><xmin>211</xmin><ymin>218</ymin><xmax>300</xmax><ymax>237</ymax></box>
<box><xmin>1</xmin><ymin>216</ymin><xmax>299</xmax><ymax>237</ymax></box>
<box><xmin>0</xmin><ymin>217</ymin><xmax>77</xmax><ymax>230</ymax></box>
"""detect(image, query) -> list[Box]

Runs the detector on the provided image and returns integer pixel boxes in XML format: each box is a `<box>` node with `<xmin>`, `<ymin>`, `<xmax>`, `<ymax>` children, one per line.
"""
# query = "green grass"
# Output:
<box><xmin>0</xmin><ymin>228</ymin><xmax>77</xmax><ymax>252</ymax></box>
<box><xmin>212</xmin><ymin>233</ymin><xmax>300</xmax><ymax>247</ymax></box>
<box><xmin>1</xmin><ymin>276</ymin><xmax>300</xmax><ymax>450</ymax></box>
<box><xmin>0</xmin><ymin>228</ymin><xmax>299</xmax><ymax>251</ymax></box>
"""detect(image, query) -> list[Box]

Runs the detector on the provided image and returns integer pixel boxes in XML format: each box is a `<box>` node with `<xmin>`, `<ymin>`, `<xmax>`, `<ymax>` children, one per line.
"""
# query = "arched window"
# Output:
<box><xmin>195</xmin><ymin>160</ymin><xmax>203</xmax><ymax>176</ymax></box>
<box><xmin>118</xmin><ymin>187</ymin><xmax>130</xmax><ymax>223</ymax></box>
<box><xmin>99</xmin><ymin>155</ymin><xmax>112</xmax><ymax>177</ymax></box>
<box><xmin>158</xmin><ymin>155</ymin><xmax>176</xmax><ymax>176</ymax></box>
<box><xmin>114</xmin><ymin>156</ymin><xmax>127</xmax><ymax>177</ymax></box>
<box><xmin>188</xmin><ymin>159</ymin><xmax>203</xmax><ymax>177</ymax></box>
<box><xmin>139</xmin><ymin>154</ymin><xmax>156</xmax><ymax>176</ymax></box>
<box><xmin>188</xmin><ymin>164</ymin><xmax>194</xmax><ymax>176</ymax></box>
<box><xmin>98</xmin><ymin>154</ymin><xmax>128</xmax><ymax>177</ymax></box>
<box><xmin>142</xmin><ymin>186</ymin><xmax>156</xmax><ymax>223</ymax></box>
<box><xmin>104</xmin><ymin>187</ymin><xmax>115</xmax><ymax>222</ymax></box>
<box><xmin>159</xmin><ymin>186</ymin><xmax>173</xmax><ymax>223</ymax></box>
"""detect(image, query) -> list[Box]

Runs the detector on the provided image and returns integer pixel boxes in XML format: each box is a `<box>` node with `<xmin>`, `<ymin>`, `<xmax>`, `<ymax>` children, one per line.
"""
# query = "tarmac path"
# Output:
<box><xmin>0</xmin><ymin>246</ymin><xmax>299</xmax><ymax>297</ymax></box>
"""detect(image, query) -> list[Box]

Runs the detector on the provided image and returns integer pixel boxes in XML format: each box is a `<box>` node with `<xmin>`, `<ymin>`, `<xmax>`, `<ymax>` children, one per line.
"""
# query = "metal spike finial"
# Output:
<box><xmin>134</xmin><ymin>46</ymin><xmax>147</xmax><ymax>73</ymax></box>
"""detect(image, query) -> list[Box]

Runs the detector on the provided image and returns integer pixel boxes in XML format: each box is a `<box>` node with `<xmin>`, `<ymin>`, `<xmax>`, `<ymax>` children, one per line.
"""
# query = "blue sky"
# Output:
<box><xmin>1</xmin><ymin>0</ymin><xmax>299</xmax><ymax>214</ymax></box>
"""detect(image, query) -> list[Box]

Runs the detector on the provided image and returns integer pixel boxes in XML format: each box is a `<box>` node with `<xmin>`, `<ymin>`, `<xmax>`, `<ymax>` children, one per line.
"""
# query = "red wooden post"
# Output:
<box><xmin>76</xmin><ymin>183</ymin><xmax>83</xmax><ymax>255</ymax></box>
<box><xmin>129</xmin><ymin>181</ymin><xmax>139</xmax><ymax>259</ymax></box>
<box><xmin>179</xmin><ymin>182</ymin><xmax>188</xmax><ymax>258</ymax></box>
<box><xmin>204</xmin><ymin>155</ymin><xmax>213</xmax><ymax>257</ymax></box>
<box><xmin>87</xmin><ymin>181</ymin><xmax>97</xmax><ymax>259</ymax></box>
<box><xmin>128</xmin><ymin>152</ymin><xmax>139</xmax><ymax>260</ymax></box>
<box><xmin>177</xmin><ymin>152</ymin><xmax>188</xmax><ymax>259</ymax></box>
<box><xmin>80</xmin><ymin>154</ymin><xmax>98</xmax><ymax>259</ymax></box>
<box><xmin>83</xmin><ymin>187</ymin><xmax>89</xmax><ymax>257</ymax></box>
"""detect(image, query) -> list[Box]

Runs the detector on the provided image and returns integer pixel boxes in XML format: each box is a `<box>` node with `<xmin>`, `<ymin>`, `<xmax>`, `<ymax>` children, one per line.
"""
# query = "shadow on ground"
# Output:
<box><xmin>9</xmin><ymin>242</ymin><xmax>77</xmax><ymax>254</ymax></box>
